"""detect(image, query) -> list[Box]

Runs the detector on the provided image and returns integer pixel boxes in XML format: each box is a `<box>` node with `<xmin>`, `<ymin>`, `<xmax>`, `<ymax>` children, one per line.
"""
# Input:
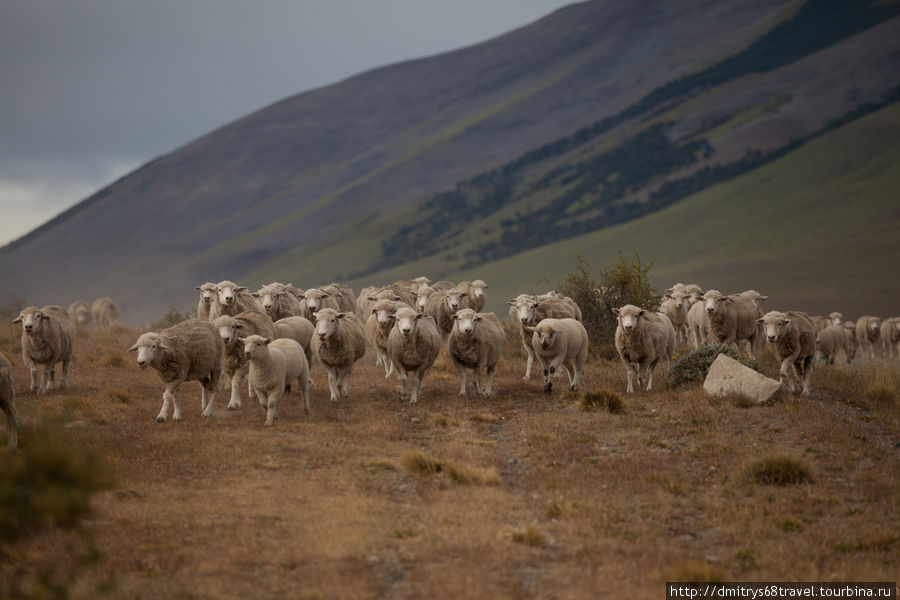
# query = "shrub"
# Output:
<box><xmin>147</xmin><ymin>306</ymin><xmax>193</xmax><ymax>331</ymax></box>
<box><xmin>578</xmin><ymin>390</ymin><xmax>625</xmax><ymax>413</ymax></box>
<box><xmin>668</xmin><ymin>344</ymin><xmax>756</xmax><ymax>388</ymax></box>
<box><xmin>745</xmin><ymin>454</ymin><xmax>813</xmax><ymax>486</ymax></box>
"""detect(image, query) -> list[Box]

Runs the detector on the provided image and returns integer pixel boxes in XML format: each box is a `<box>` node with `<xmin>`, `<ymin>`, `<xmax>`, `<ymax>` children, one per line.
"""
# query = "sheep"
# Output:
<box><xmin>365</xmin><ymin>299</ymin><xmax>409</xmax><ymax>377</ymax></box>
<box><xmin>660</xmin><ymin>289</ymin><xmax>690</xmax><ymax>345</ymax></box>
<box><xmin>13</xmin><ymin>305</ymin><xmax>75</xmax><ymax>395</ymax></box>
<box><xmin>457</xmin><ymin>280</ymin><xmax>488</xmax><ymax>312</ymax></box>
<box><xmin>253</xmin><ymin>282</ymin><xmax>302</xmax><ymax>321</ymax></box>
<box><xmin>324</xmin><ymin>283</ymin><xmax>358</xmax><ymax>314</ymax></box>
<box><xmin>842</xmin><ymin>321</ymin><xmax>858</xmax><ymax>363</ymax></box>
<box><xmin>386</xmin><ymin>307</ymin><xmax>442</xmax><ymax>404</ymax></box>
<box><xmin>208</xmin><ymin>280</ymin><xmax>261</xmax><ymax>320</ymax></box>
<box><xmin>416</xmin><ymin>285</ymin><xmax>436</xmax><ymax>313</ymax></box>
<box><xmin>68</xmin><ymin>300</ymin><xmax>91</xmax><ymax>328</ymax></box>
<box><xmin>91</xmin><ymin>297</ymin><xmax>120</xmax><ymax>327</ymax></box>
<box><xmin>431</xmin><ymin>281</ymin><xmax>457</xmax><ymax>291</ymax></box>
<box><xmin>828</xmin><ymin>312</ymin><xmax>843</xmax><ymax>327</ymax></box>
<box><xmin>685</xmin><ymin>295</ymin><xmax>710</xmax><ymax>349</ymax></box>
<box><xmin>424</xmin><ymin>288</ymin><xmax>469</xmax><ymax>340</ymax></box>
<box><xmin>880</xmin><ymin>317</ymin><xmax>900</xmax><ymax>359</ymax></box>
<box><xmin>613</xmin><ymin>305</ymin><xmax>675</xmax><ymax>394</ymax></box>
<box><xmin>507</xmin><ymin>292</ymin><xmax>561</xmax><ymax>324</ymax></box>
<box><xmin>356</xmin><ymin>286</ymin><xmax>380</xmax><ymax>317</ymax></box>
<box><xmin>758</xmin><ymin>311</ymin><xmax>817</xmax><ymax>396</ymax></box>
<box><xmin>410</xmin><ymin>276</ymin><xmax>432</xmax><ymax>292</ymax></box>
<box><xmin>242</xmin><ymin>335</ymin><xmax>309</xmax><ymax>426</ymax></box>
<box><xmin>213</xmin><ymin>312</ymin><xmax>277</xmax><ymax>410</ymax></box>
<box><xmin>816</xmin><ymin>325</ymin><xmax>853</xmax><ymax>365</ymax></box>
<box><xmin>0</xmin><ymin>352</ymin><xmax>19</xmax><ymax>447</ymax></box>
<box><xmin>448</xmin><ymin>309</ymin><xmax>504</xmax><ymax>398</ymax></box>
<box><xmin>702</xmin><ymin>290</ymin><xmax>760</xmax><ymax>358</ymax></box>
<box><xmin>128</xmin><ymin>319</ymin><xmax>224</xmax><ymax>422</ymax></box>
<box><xmin>855</xmin><ymin>316</ymin><xmax>882</xmax><ymax>359</ymax></box>
<box><xmin>508</xmin><ymin>295</ymin><xmax>582</xmax><ymax>380</ymax></box>
<box><xmin>194</xmin><ymin>283</ymin><xmax>218</xmax><ymax>321</ymax></box>
<box><xmin>810</xmin><ymin>315</ymin><xmax>830</xmax><ymax>331</ymax></box>
<box><xmin>378</xmin><ymin>284</ymin><xmax>417</xmax><ymax>307</ymax></box>
<box><xmin>738</xmin><ymin>290</ymin><xmax>768</xmax><ymax>309</ymax></box>
<box><xmin>312</xmin><ymin>308</ymin><xmax>367</xmax><ymax>402</ymax></box>
<box><xmin>300</xmin><ymin>288</ymin><xmax>340</xmax><ymax>321</ymax></box>
<box><xmin>273</xmin><ymin>316</ymin><xmax>315</xmax><ymax>368</ymax></box>
<box><xmin>526</xmin><ymin>318</ymin><xmax>589</xmax><ymax>394</ymax></box>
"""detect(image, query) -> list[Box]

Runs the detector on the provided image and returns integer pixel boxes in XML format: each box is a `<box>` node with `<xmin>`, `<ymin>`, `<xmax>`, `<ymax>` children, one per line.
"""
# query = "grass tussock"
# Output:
<box><xmin>723</xmin><ymin>391</ymin><xmax>756</xmax><ymax>408</ymax></box>
<box><xmin>366</xmin><ymin>458</ymin><xmax>399</xmax><ymax>471</ymax></box>
<box><xmin>470</xmin><ymin>413</ymin><xmax>500</xmax><ymax>424</ymax></box>
<box><xmin>102</xmin><ymin>353</ymin><xmax>125</xmax><ymax>368</ymax></box>
<box><xmin>105</xmin><ymin>388</ymin><xmax>130</xmax><ymax>404</ymax></box>
<box><xmin>401</xmin><ymin>451</ymin><xmax>501</xmax><ymax>486</ymax></box>
<box><xmin>578</xmin><ymin>390</ymin><xmax>624</xmax><ymax>413</ymax></box>
<box><xmin>745</xmin><ymin>454</ymin><xmax>813</xmax><ymax>486</ymax></box>
<box><xmin>428</xmin><ymin>413</ymin><xmax>460</xmax><ymax>428</ymax></box>
<box><xmin>511</xmin><ymin>525</ymin><xmax>547</xmax><ymax>547</ymax></box>
<box><xmin>663</xmin><ymin>561</ymin><xmax>731</xmax><ymax>582</ymax></box>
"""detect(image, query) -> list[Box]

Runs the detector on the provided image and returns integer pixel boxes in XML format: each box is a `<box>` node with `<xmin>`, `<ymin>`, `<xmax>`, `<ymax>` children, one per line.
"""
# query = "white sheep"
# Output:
<box><xmin>424</xmin><ymin>288</ymin><xmax>469</xmax><ymax>340</ymax></box>
<box><xmin>702</xmin><ymin>290</ymin><xmax>760</xmax><ymax>358</ymax></box>
<box><xmin>91</xmin><ymin>297</ymin><xmax>120</xmax><ymax>327</ymax></box>
<box><xmin>448</xmin><ymin>309</ymin><xmax>504</xmax><ymax>398</ymax></box>
<box><xmin>208</xmin><ymin>280</ymin><xmax>262</xmax><ymax>320</ymax></box>
<box><xmin>660</xmin><ymin>289</ymin><xmax>690</xmax><ymax>345</ymax></box>
<box><xmin>613</xmin><ymin>305</ymin><xmax>675</xmax><ymax>393</ymax></box>
<box><xmin>128</xmin><ymin>319</ymin><xmax>224</xmax><ymax>422</ymax></box>
<box><xmin>855</xmin><ymin>316</ymin><xmax>882</xmax><ymax>359</ymax></box>
<box><xmin>386</xmin><ymin>307</ymin><xmax>442</xmax><ymax>404</ymax></box>
<box><xmin>828</xmin><ymin>312</ymin><xmax>843</xmax><ymax>327</ymax></box>
<box><xmin>273</xmin><ymin>316</ymin><xmax>315</xmax><ymax>369</ymax></box>
<box><xmin>431</xmin><ymin>281</ymin><xmax>457</xmax><ymax>291</ymax></box>
<box><xmin>686</xmin><ymin>297</ymin><xmax>709</xmax><ymax>349</ymax></box>
<box><xmin>194</xmin><ymin>282</ymin><xmax>217</xmax><ymax>321</ymax></box>
<box><xmin>254</xmin><ymin>282</ymin><xmax>302</xmax><ymax>321</ymax></box>
<box><xmin>242</xmin><ymin>335</ymin><xmax>309</xmax><ymax>426</ymax></box>
<box><xmin>880</xmin><ymin>317</ymin><xmax>900</xmax><ymax>359</ymax></box>
<box><xmin>13</xmin><ymin>305</ymin><xmax>75</xmax><ymax>394</ymax></box>
<box><xmin>365</xmin><ymin>299</ymin><xmax>409</xmax><ymax>377</ymax></box>
<box><xmin>324</xmin><ymin>283</ymin><xmax>359</xmax><ymax>315</ymax></box>
<box><xmin>842</xmin><ymin>321</ymin><xmax>858</xmax><ymax>362</ymax></box>
<box><xmin>300</xmin><ymin>288</ymin><xmax>340</xmax><ymax>321</ymax></box>
<box><xmin>508</xmin><ymin>295</ymin><xmax>582</xmax><ymax>380</ymax></box>
<box><xmin>0</xmin><ymin>351</ymin><xmax>19</xmax><ymax>447</ymax></box>
<box><xmin>213</xmin><ymin>312</ymin><xmax>277</xmax><ymax>409</ymax></box>
<box><xmin>410</xmin><ymin>276</ymin><xmax>432</xmax><ymax>292</ymax></box>
<box><xmin>416</xmin><ymin>285</ymin><xmax>437</xmax><ymax>313</ymax></box>
<box><xmin>758</xmin><ymin>311</ymin><xmax>817</xmax><ymax>395</ymax></box>
<box><xmin>457</xmin><ymin>279</ymin><xmax>488</xmax><ymax>312</ymax></box>
<box><xmin>526</xmin><ymin>318</ymin><xmax>588</xmax><ymax>394</ymax></box>
<box><xmin>810</xmin><ymin>315</ymin><xmax>830</xmax><ymax>331</ymax></box>
<box><xmin>816</xmin><ymin>325</ymin><xmax>853</xmax><ymax>365</ymax></box>
<box><xmin>68</xmin><ymin>300</ymin><xmax>91</xmax><ymax>328</ymax></box>
<box><xmin>312</xmin><ymin>308</ymin><xmax>367</xmax><ymax>402</ymax></box>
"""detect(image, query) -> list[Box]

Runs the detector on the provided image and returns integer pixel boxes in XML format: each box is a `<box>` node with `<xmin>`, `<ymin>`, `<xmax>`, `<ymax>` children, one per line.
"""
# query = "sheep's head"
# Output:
<box><xmin>453</xmin><ymin>308</ymin><xmax>481</xmax><ymax>336</ymax></box>
<box><xmin>828</xmin><ymin>312</ymin><xmax>843</xmax><ymax>327</ymax></box>
<box><xmin>613</xmin><ymin>304</ymin><xmax>645</xmax><ymax>332</ymax></box>
<box><xmin>529</xmin><ymin>321</ymin><xmax>559</xmax><ymax>350</ymax></box>
<box><xmin>411</xmin><ymin>276</ymin><xmax>431</xmax><ymax>292</ymax></box>
<box><xmin>242</xmin><ymin>335</ymin><xmax>272</xmax><ymax>360</ymax></box>
<box><xmin>867</xmin><ymin>318</ymin><xmax>881</xmax><ymax>334</ymax></box>
<box><xmin>373</xmin><ymin>301</ymin><xmax>399</xmax><ymax>328</ymax></box>
<box><xmin>416</xmin><ymin>286</ymin><xmax>435</xmax><ymax>312</ymax></box>
<box><xmin>510</xmin><ymin>298</ymin><xmax>538</xmax><ymax>325</ymax></box>
<box><xmin>741</xmin><ymin>290</ymin><xmax>768</xmax><ymax>308</ymax></box>
<box><xmin>13</xmin><ymin>306</ymin><xmax>46</xmax><ymax>335</ymax></box>
<box><xmin>304</xmin><ymin>288</ymin><xmax>330</xmax><ymax>313</ymax></box>
<box><xmin>314</xmin><ymin>308</ymin><xmax>344</xmax><ymax>341</ymax></box>
<box><xmin>394</xmin><ymin>307</ymin><xmax>425</xmax><ymax>339</ymax></box>
<box><xmin>195</xmin><ymin>282</ymin><xmax>217</xmax><ymax>305</ymax></box>
<box><xmin>216</xmin><ymin>280</ymin><xmax>246</xmax><ymax>307</ymax></box>
<box><xmin>127</xmin><ymin>332</ymin><xmax>169</xmax><ymax>369</ymax></box>
<box><xmin>758</xmin><ymin>311</ymin><xmax>790</xmax><ymax>343</ymax></box>
<box><xmin>256</xmin><ymin>286</ymin><xmax>283</xmax><ymax>314</ymax></box>
<box><xmin>664</xmin><ymin>289</ymin><xmax>689</xmax><ymax>311</ymax></box>
<box><xmin>444</xmin><ymin>290</ymin><xmax>466</xmax><ymax>312</ymax></box>
<box><xmin>213</xmin><ymin>316</ymin><xmax>243</xmax><ymax>346</ymax></box>
<box><xmin>703</xmin><ymin>290</ymin><xmax>727</xmax><ymax>314</ymax></box>
<box><xmin>469</xmin><ymin>280</ymin><xmax>488</xmax><ymax>300</ymax></box>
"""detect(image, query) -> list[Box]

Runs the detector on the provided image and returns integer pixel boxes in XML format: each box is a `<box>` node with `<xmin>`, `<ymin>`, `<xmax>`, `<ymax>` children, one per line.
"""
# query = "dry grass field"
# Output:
<box><xmin>0</xmin><ymin>319</ymin><xmax>897</xmax><ymax>599</ymax></box>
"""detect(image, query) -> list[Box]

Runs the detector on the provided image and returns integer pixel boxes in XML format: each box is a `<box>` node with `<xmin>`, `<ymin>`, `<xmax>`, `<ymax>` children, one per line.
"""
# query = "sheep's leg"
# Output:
<box><xmin>646</xmin><ymin>359</ymin><xmax>660</xmax><ymax>391</ymax></box>
<box><xmin>398</xmin><ymin>370</ymin><xmax>409</xmax><ymax>401</ymax></box>
<box><xmin>326</xmin><ymin>368</ymin><xmax>339</xmax><ymax>403</ymax></box>
<box><xmin>201</xmin><ymin>380</ymin><xmax>218</xmax><ymax>418</ymax></box>
<box><xmin>523</xmin><ymin>343</ymin><xmax>535</xmax><ymax>381</ymax></box>
<box><xmin>59</xmin><ymin>359</ymin><xmax>69</xmax><ymax>389</ymax></box>
<box><xmin>563</xmin><ymin>360</ymin><xmax>578</xmax><ymax>392</ymax></box>
<box><xmin>3</xmin><ymin>400</ymin><xmax>19</xmax><ymax>448</ymax></box>
<box><xmin>624</xmin><ymin>360</ymin><xmax>636</xmax><ymax>394</ymax></box>
<box><xmin>540</xmin><ymin>357</ymin><xmax>555</xmax><ymax>394</ymax></box>
<box><xmin>454</xmin><ymin>361</ymin><xmax>467</xmax><ymax>396</ymax></box>
<box><xmin>799</xmin><ymin>356</ymin><xmax>813</xmax><ymax>396</ymax></box>
<box><xmin>228</xmin><ymin>364</ymin><xmax>248</xmax><ymax>409</ymax></box>
<box><xmin>265</xmin><ymin>390</ymin><xmax>282</xmax><ymax>427</ymax></box>
<box><xmin>299</xmin><ymin>375</ymin><xmax>310</xmax><ymax>415</ymax></box>
<box><xmin>26</xmin><ymin>357</ymin><xmax>38</xmax><ymax>393</ymax></box>
<box><xmin>339</xmin><ymin>368</ymin><xmax>351</xmax><ymax>398</ymax></box>
<box><xmin>39</xmin><ymin>364</ymin><xmax>53</xmax><ymax>395</ymax></box>
<box><xmin>409</xmin><ymin>371</ymin><xmax>422</xmax><ymax>404</ymax></box>
<box><xmin>779</xmin><ymin>354</ymin><xmax>800</xmax><ymax>394</ymax></box>
<box><xmin>473</xmin><ymin>365</ymin><xmax>483</xmax><ymax>396</ymax></box>
<box><xmin>255</xmin><ymin>386</ymin><xmax>267</xmax><ymax>408</ymax></box>
<box><xmin>483</xmin><ymin>364</ymin><xmax>497</xmax><ymax>398</ymax></box>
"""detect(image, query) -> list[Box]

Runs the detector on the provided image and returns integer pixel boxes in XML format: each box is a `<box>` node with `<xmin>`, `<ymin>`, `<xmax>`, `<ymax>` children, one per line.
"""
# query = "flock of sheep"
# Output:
<box><xmin>2</xmin><ymin>277</ymin><xmax>899</xmax><ymax>443</ymax></box>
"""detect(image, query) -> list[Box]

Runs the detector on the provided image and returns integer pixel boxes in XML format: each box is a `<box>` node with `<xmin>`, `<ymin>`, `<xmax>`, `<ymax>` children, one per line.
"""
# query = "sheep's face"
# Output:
<box><xmin>315</xmin><ymin>309</ymin><xmax>343</xmax><ymax>341</ymax></box>
<box><xmin>305</xmin><ymin>289</ymin><xmax>329</xmax><ymax>313</ymax></box>
<box><xmin>215</xmin><ymin>319</ymin><xmax>242</xmax><ymax>346</ymax></box>
<box><xmin>73</xmin><ymin>306</ymin><xmax>90</xmax><ymax>325</ymax></box>
<box><xmin>444</xmin><ymin>291</ymin><xmax>466</xmax><ymax>312</ymax></box>
<box><xmin>216</xmin><ymin>282</ymin><xmax>243</xmax><ymax>307</ymax></box>
<box><xmin>14</xmin><ymin>308</ymin><xmax>45</xmax><ymax>335</ymax></box>
<box><xmin>196</xmin><ymin>283</ymin><xmax>217</xmax><ymax>305</ymax></box>
<box><xmin>470</xmin><ymin>280</ymin><xmax>487</xmax><ymax>299</ymax></box>
<box><xmin>703</xmin><ymin>290</ymin><xmax>726</xmax><ymax>314</ymax></box>
<box><xmin>613</xmin><ymin>305</ymin><xmax>645</xmax><ymax>332</ymax></box>
<box><xmin>532</xmin><ymin>323</ymin><xmax>558</xmax><ymax>350</ymax></box>
<box><xmin>242</xmin><ymin>335</ymin><xmax>271</xmax><ymax>360</ymax></box>
<box><xmin>828</xmin><ymin>312</ymin><xmax>843</xmax><ymax>327</ymax></box>
<box><xmin>454</xmin><ymin>309</ymin><xmax>481</xmax><ymax>336</ymax></box>
<box><xmin>395</xmin><ymin>309</ymin><xmax>423</xmax><ymax>338</ymax></box>
<box><xmin>258</xmin><ymin>289</ymin><xmax>280</xmax><ymax>314</ymax></box>
<box><xmin>759</xmin><ymin>312</ymin><xmax>790</xmax><ymax>343</ymax></box>
<box><xmin>416</xmin><ymin>287</ymin><xmax>434</xmax><ymax>312</ymax></box>
<box><xmin>665</xmin><ymin>290</ymin><xmax>688</xmax><ymax>311</ymax></box>
<box><xmin>412</xmin><ymin>277</ymin><xmax>431</xmax><ymax>292</ymax></box>
<box><xmin>514</xmin><ymin>300</ymin><xmax>537</xmax><ymax>325</ymax></box>
<box><xmin>867</xmin><ymin>318</ymin><xmax>881</xmax><ymax>334</ymax></box>
<box><xmin>374</xmin><ymin>304</ymin><xmax>398</xmax><ymax>328</ymax></box>
<box><xmin>128</xmin><ymin>333</ymin><xmax>166</xmax><ymax>369</ymax></box>
<box><xmin>741</xmin><ymin>290</ymin><xmax>767</xmax><ymax>308</ymax></box>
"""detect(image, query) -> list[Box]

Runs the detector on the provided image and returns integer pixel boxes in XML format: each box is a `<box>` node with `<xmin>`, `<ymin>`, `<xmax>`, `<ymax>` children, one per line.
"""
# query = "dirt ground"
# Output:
<box><xmin>0</xmin><ymin>321</ymin><xmax>897</xmax><ymax>599</ymax></box>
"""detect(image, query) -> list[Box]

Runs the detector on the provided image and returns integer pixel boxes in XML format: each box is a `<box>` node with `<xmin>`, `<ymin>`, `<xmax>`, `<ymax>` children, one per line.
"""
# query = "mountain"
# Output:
<box><xmin>2</xmin><ymin>0</ymin><xmax>899</xmax><ymax>324</ymax></box>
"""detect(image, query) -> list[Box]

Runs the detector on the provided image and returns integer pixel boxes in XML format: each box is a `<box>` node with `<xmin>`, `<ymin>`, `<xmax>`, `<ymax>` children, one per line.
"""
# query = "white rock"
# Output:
<box><xmin>703</xmin><ymin>354</ymin><xmax>791</xmax><ymax>404</ymax></box>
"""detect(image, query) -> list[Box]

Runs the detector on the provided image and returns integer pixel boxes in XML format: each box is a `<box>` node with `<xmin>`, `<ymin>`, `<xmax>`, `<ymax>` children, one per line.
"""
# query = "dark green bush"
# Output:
<box><xmin>668</xmin><ymin>344</ymin><xmax>758</xmax><ymax>388</ymax></box>
<box><xmin>147</xmin><ymin>306</ymin><xmax>193</xmax><ymax>330</ymax></box>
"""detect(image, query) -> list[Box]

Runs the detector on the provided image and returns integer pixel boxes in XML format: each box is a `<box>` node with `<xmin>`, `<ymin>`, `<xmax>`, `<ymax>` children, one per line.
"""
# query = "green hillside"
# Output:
<box><xmin>352</xmin><ymin>101</ymin><xmax>900</xmax><ymax>319</ymax></box>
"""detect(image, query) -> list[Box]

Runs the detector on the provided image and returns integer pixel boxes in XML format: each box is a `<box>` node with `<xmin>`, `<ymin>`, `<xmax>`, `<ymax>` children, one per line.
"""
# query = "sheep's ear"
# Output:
<box><xmin>611</xmin><ymin>308</ymin><xmax>620</xmax><ymax>315</ymax></box>
<box><xmin>264</xmin><ymin>338</ymin><xmax>273</xmax><ymax>345</ymax></box>
<box><xmin>251</xmin><ymin>292</ymin><xmax>260</xmax><ymax>298</ymax></box>
<box><xmin>237</xmin><ymin>336</ymin><xmax>246</xmax><ymax>345</ymax></box>
<box><xmin>415</xmin><ymin>313</ymin><xmax>427</xmax><ymax>320</ymax></box>
<box><xmin>234</xmin><ymin>323</ymin><xmax>245</xmax><ymax>329</ymax></box>
<box><xmin>507</xmin><ymin>300</ymin><xmax>516</xmax><ymax>306</ymax></box>
<box><xmin>393</xmin><ymin>296</ymin><xmax>402</xmax><ymax>301</ymax></box>
<box><xmin>195</xmin><ymin>286</ymin><xmax>202</xmax><ymax>291</ymax></box>
<box><xmin>523</xmin><ymin>325</ymin><xmax>536</xmax><ymax>333</ymax></box>
<box><xmin>366</xmin><ymin>296</ymin><xmax>378</xmax><ymax>302</ymax></box>
<box><xmin>663</xmin><ymin>288</ymin><xmax>674</xmax><ymax>295</ymax></box>
<box><xmin>475</xmin><ymin>315</ymin><xmax>483</xmax><ymax>321</ymax></box>
<box><xmin>236</xmin><ymin>286</ymin><xmax>248</xmax><ymax>292</ymax></box>
<box><xmin>459</xmin><ymin>292</ymin><xmax>468</xmax><ymax>297</ymax></box>
<box><xmin>336</xmin><ymin>312</ymin><xmax>346</xmax><ymax>319</ymax></box>
<box><xmin>127</xmin><ymin>343</ymin><xmax>139</xmax><ymax>352</ymax></box>
<box><xmin>639</xmin><ymin>309</ymin><xmax>647</xmax><ymax>317</ymax></box>
<box><xmin>158</xmin><ymin>341</ymin><xmax>171</xmax><ymax>350</ymax></box>
<box><xmin>12</xmin><ymin>314</ymin><xmax>22</xmax><ymax>323</ymax></box>
<box><xmin>756</xmin><ymin>318</ymin><xmax>764</xmax><ymax>325</ymax></box>
<box><xmin>759</xmin><ymin>295</ymin><xmax>769</xmax><ymax>301</ymax></box>
<box><xmin>664</xmin><ymin>292</ymin><xmax>673</xmax><ymax>299</ymax></box>
<box><xmin>452</xmin><ymin>314</ymin><xmax>459</xmax><ymax>320</ymax></box>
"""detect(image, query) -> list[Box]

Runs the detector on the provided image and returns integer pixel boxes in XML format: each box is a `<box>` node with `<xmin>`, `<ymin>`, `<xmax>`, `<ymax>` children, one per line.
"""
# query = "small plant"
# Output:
<box><xmin>668</xmin><ymin>344</ymin><xmax>755</xmax><ymax>388</ymax></box>
<box><xmin>147</xmin><ymin>306</ymin><xmax>193</xmax><ymax>331</ymax></box>
<box><xmin>105</xmin><ymin>388</ymin><xmax>130</xmax><ymax>404</ymax></box>
<box><xmin>778</xmin><ymin>519</ymin><xmax>803</xmax><ymax>533</ymax></box>
<box><xmin>578</xmin><ymin>390</ymin><xmax>624</xmax><ymax>413</ymax></box>
<box><xmin>103</xmin><ymin>352</ymin><xmax>125</xmax><ymax>368</ymax></box>
<box><xmin>470</xmin><ymin>413</ymin><xmax>500</xmax><ymax>424</ymax></box>
<box><xmin>511</xmin><ymin>525</ymin><xmax>546</xmax><ymax>547</ymax></box>
<box><xmin>401</xmin><ymin>451</ymin><xmax>501</xmax><ymax>485</ymax></box>
<box><xmin>663</xmin><ymin>561</ymin><xmax>731</xmax><ymax>583</ymax></box>
<box><xmin>723</xmin><ymin>391</ymin><xmax>755</xmax><ymax>408</ymax></box>
<box><xmin>735</xmin><ymin>548</ymin><xmax>759</xmax><ymax>571</ymax></box>
<box><xmin>745</xmin><ymin>454</ymin><xmax>813</xmax><ymax>486</ymax></box>
<box><xmin>428</xmin><ymin>413</ymin><xmax>459</xmax><ymax>428</ymax></box>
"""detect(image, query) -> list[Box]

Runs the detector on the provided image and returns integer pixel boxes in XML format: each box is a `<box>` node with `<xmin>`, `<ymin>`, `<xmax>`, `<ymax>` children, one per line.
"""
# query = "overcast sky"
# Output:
<box><xmin>0</xmin><ymin>0</ymin><xmax>574</xmax><ymax>246</ymax></box>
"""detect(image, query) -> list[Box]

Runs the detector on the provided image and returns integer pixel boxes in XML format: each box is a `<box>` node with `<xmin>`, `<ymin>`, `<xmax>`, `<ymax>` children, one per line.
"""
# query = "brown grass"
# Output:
<box><xmin>0</xmin><ymin>322</ymin><xmax>897</xmax><ymax>597</ymax></box>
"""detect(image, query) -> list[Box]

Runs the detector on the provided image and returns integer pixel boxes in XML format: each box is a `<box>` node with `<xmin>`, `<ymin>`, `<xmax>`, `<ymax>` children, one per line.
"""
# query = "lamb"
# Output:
<box><xmin>758</xmin><ymin>311</ymin><xmax>817</xmax><ymax>395</ymax></box>
<box><xmin>816</xmin><ymin>325</ymin><xmax>853</xmax><ymax>365</ymax></box>
<box><xmin>702</xmin><ymin>290</ymin><xmax>760</xmax><ymax>358</ymax></box>
<box><xmin>386</xmin><ymin>307</ymin><xmax>442</xmax><ymax>404</ymax></box>
<box><xmin>660</xmin><ymin>289</ymin><xmax>690</xmax><ymax>345</ymax></box>
<box><xmin>300</xmin><ymin>288</ymin><xmax>340</xmax><ymax>321</ymax></box>
<box><xmin>242</xmin><ymin>335</ymin><xmax>309</xmax><ymax>426</ymax></box>
<box><xmin>208</xmin><ymin>280</ymin><xmax>261</xmax><ymax>320</ymax></box>
<box><xmin>686</xmin><ymin>295</ymin><xmax>709</xmax><ymax>349</ymax></box>
<box><xmin>842</xmin><ymin>321</ymin><xmax>858</xmax><ymax>363</ymax></box>
<box><xmin>273</xmin><ymin>316</ymin><xmax>315</xmax><ymax>368</ymax></box>
<box><xmin>365</xmin><ymin>299</ymin><xmax>409</xmax><ymax>377</ymax></box>
<box><xmin>194</xmin><ymin>283</ymin><xmax>217</xmax><ymax>321</ymax></box>
<box><xmin>526</xmin><ymin>318</ymin><xmax>589</xmax><ymax>394</ymax></box>
<box><xmin>424</xmin><ymin>288</ymin><xmax>469</xmax><ymax>340</ymax></box>
<box><xmin>91</xmin><ymin>297</ymin><xmax>120</xmax><ymax>327</ymax></box>
<box><xmin>448</xmin><ymin>309</ymin><xmax>504</xmax><ymax>398</ymax></box>
<box><xmin>128</xmin><ymin>319</ymin><xmax>224</xmax><ymax>422</ymax></box>
<box><xmin>254</xmin><ymin>282</ymin><xmax>302</xmax><ymax>321</ymax></box>
<box><xmin>855</xmin><ymin>316</ymin><xmax>882</xmax><ymax>359</ymax></box>
<box><xmin>456</xmin><ymin>280</ymin><xmax>488</xmax><ymax>312</ymax></box>
<box><xmin>312</xmin><ymin>308</ymin><xmax>367</xmax><ymax>402</ymax></box>
<box><xmin>68</xmin><ymin>300</ymin><xmax>91</xmax><ymax>328</ymax></box>
<box><xmin>613</xmin><ymin>305</ymin><xmax>675</xmax><ymax>393</ymax></box>
<box><xmin>13</xmin><ymin>305</ymin><xmax>75</xmax><ymax>394</ymax></box>
<box><xmin>828</xmin><ymin>312</ymin><xmax>843</xmax><ymax>327</ymax></box>
<box><xmin>213</xmin><ymin>312</ymin><xmax>277</xmax><ymax>409</ymax></box>
<box><xmin>0</xmin><ymin>352</ymin><xmax>19</xmax><ymax>447</ymax></box>
<box><xmin>508</xmin><ymin>295</ymin><xmax>582</xmax><ymax>380</ymax></box>
<box><xmin>880</xmin><ymin>317</ymin><xmax>900</xmax><ymax>359</ymax></box>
